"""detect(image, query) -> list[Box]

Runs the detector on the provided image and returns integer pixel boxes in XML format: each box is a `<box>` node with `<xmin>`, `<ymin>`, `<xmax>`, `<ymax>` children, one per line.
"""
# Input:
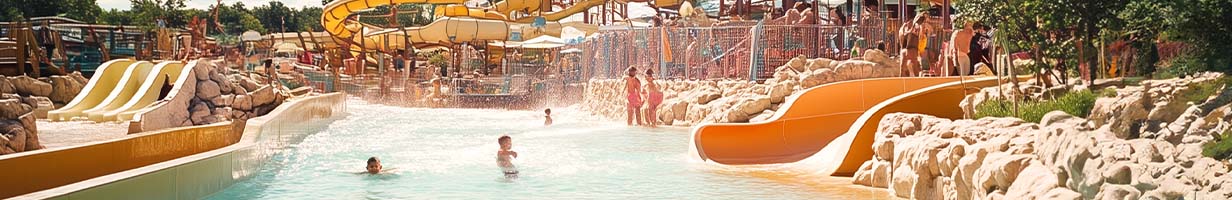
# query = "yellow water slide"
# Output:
<box><xmin>690</xmin><ymin>76</ymin><xmax>1024</xmax><ymax>176</ymax></box>
<box><xmin>81</xmin><ymin>61</ymin><xmax>156</xmax><ymax>122</ymax></box>
<box><xmin>106</xmin><ymin>61</ymin><xmax>189</xmax><ymax>122</ymax></box>
<box><xmin>48</xmin><ymin>59</ymin><xmax>136</xmax><ymax>121</ymax></box>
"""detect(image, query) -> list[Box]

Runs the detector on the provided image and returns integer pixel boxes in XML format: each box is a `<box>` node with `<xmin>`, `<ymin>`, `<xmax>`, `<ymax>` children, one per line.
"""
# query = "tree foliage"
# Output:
<box><xmin>957</xmin><ymin>0</ymin><xmax>1231</xmax><ymax>79</ymax></box>
<box><xmin>0</xmin><ymin>0</ymin><xmax>104</xmax><ymax>22</ymax></box>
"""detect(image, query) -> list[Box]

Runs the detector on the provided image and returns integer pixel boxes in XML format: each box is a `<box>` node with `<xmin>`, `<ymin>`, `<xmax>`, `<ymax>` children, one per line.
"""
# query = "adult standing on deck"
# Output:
<box><xmin>948</xmin><ymin>21</ymin><xmax>975</xmax><ymax>76</ymax></box>
<box><xmin>898</xmin><ymin>16</ymin><xmax>922</xmax><ymax>76</ymax></box>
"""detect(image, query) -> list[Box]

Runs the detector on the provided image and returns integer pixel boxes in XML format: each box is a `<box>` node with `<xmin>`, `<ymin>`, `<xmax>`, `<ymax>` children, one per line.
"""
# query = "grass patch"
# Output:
<box><xmin>1178</xmin><ymin>76</ymin><xmax>1232</xmax><ymax>105</ymax></box>
<box><xmin>1204</xmin><ymin>129</ymin><xmax>1232</xmax><ymax>160</ymax></box>
<box><xmin>975</xmin><ymin>89</ymin><xmax>1101</xmax><ymax>123</ymax></box>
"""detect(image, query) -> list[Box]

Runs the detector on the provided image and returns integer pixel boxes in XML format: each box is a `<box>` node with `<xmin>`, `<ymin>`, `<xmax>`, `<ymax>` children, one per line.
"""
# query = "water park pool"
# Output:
<box><xmin>208</xmin><ymin>100</ymin><xmax>893</xmax><ymax>199</ymax></box>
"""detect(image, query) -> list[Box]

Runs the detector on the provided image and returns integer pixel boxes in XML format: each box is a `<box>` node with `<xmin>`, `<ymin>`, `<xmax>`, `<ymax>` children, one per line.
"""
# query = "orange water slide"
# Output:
<box><xmin>690</xmin><ymin>76</ymin><xmax>1024</xmax><ymax>176</ymax></box>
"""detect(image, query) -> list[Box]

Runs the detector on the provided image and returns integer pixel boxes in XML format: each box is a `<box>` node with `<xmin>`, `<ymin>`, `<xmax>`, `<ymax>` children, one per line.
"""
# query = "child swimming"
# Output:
<box><xmin>364</xmin><ymin>157</ymin><xmax>383</xmax><ymax>174</ymax></box>
<box><xmin>544</xmin><ymin>108</ymin><xmax>553</xmax><ymax>126</ymax></box>
<box><xmin>496</xmin><ymin>135</ymin><xmax>519</xmax><ymax>178</ymax></box>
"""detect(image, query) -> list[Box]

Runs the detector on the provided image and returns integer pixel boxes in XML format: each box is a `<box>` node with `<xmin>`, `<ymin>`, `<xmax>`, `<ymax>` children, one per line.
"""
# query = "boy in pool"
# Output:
<box><xmin>496</xmin><ymin>135</ymin><xmax>519</xmax><ymax>177</ymax></box>
<box><xmin>365</xmin><ymin>157</ymin><xmax>383</xmax><ymax>174</ymax></box>
<box><xmin>544</xmin><ymin>108</ymin><xmax>553</xmax><ymax>126</ymax></box>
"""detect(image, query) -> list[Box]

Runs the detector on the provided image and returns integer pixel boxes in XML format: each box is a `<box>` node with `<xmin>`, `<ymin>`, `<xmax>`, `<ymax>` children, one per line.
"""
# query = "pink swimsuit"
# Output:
<box><xmin>627</xmin><ymin>77</ymin><xmax>643</xmax><ymax>107</ymax></box>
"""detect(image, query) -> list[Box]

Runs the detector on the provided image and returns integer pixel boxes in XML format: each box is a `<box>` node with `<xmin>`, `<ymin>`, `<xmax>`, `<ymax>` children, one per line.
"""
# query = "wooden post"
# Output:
<box><xmin>24</xmin><ymin>26</ymin><xmax>42</xmax><ymax>77</ymax></box>
<box><xmin>15</xmin><ymin>22</ymin><xmax>27</xmax><ymax>76</ymax></box>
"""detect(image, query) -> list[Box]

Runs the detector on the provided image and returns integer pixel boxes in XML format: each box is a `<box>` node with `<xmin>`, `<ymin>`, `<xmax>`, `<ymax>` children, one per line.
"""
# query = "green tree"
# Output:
<box><xmin>0</xmin><ymin>0</ymin><xmax>104</xmax><ymax>22</ymax></box>
<box><xmin>251</xmin><ymin>1</ymin><xmax>296</xmax><ymax>32</ymax></box>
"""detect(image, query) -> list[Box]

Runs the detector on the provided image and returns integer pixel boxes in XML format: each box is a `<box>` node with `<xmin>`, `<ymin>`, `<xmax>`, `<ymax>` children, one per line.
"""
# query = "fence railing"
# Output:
<box><xmin>575</xmin><ymin>22</ymin><xmax>906</xmax><ymax>81</ymax></box>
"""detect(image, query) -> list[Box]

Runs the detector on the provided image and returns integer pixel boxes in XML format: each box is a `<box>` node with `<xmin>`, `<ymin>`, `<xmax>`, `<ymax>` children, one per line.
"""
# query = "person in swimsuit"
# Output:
<box><xmin>915</xmin><ymin>15</ymin><xmax>931</xmax><ymax>75</ymax></box>
<box><xmin>625</xmin><ymin>66</ymin><xmax>644</xmax><ymax>126</ymax></box>
<box><xmin>644</xmin><ymin>68</ymin><xmax>664</xmax><ymax>127</ymax></box>
<box><xmin>544</xmin><ymin>108</ymin><xmax>553</xmax><ymax>126</ymax></box>
<box><xmin>899</xmin><ymin>17</ymin><xmax>921</xmax><ymax>76</ymax></box>
<box><xmin>496</xmin><ymin>135</ymin><xmax>519</xmax><ymax>178</ymax></box>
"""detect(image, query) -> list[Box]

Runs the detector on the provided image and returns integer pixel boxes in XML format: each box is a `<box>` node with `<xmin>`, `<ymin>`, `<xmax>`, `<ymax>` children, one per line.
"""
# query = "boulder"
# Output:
<box><xmin>189</xmin><ymin>101</ymin><xmax>211</xmax><ymax>124</ymax></box>
<box><xmin>799</xmin><ymin>68</ymin><xmax>833</xmax><ymax>88</ymax></box>
<box><xmin>3</xmin><ymin>122</ymin><xmax>28</xmax><ymax>151</ymax></box>
<box><xmin>211</xmin><ymin>94</ymin><xmax>234</xmax><ymax>107</ymax></box>
<box><xmin>8</xmin><ymin>76</ymin><xmax>52</xmax><ymax>97</ymax></box>
<box><xmin>768</xmin><ymin>80</ymin><xmax>796</xmax><ymax>104</ymax></box>
<box><xmin>48</xmin><ymin>75</ymin><xmax>84</xmax><ymax>104</ymax></box>
<box><xmin>233</xmin><ymin>95</ymin><xmax>253</xmax><ymax>111</ymax></box>
<box><xmin>195</xmin><ymin>80</ymin><xmax>222</xmax><ymax>99</ymax></box>
<box><xmin>17</xmin><ymin>113</ymin><xmax>39</xmax><ymax>150</ymax></box>
<box><xmin>20</xmin><ymin>96</ymin><xmax>52</xmax><ymax>118</ymax></box>
<box><xmin>805</xmin><ymin>58</ymin><xmax>833</xmax><ymax>72</ymax></box>
<box><xmin>238</xmin><ymin>76</ymin><xmax>261</xmax><ymax>91</ymax></box>
<box><xmin>1093</xmin><ymin>184</ymin><xmax>1141</xmax><ymax>200</ymax></box>
<box><xmin>249</xmin><ymin>86</ymin><xmax>276</xmax><ymax>107</ymax></box>
<box><xmin>68</xmin><ymin>71</ymin><xmax>88</xmax><ymax>86</ymax></box>
<box><xmin>0</xmin><ymin>76</ymin><xmax>15</xmax><ymax>94</ymax></box>
<box><xmin>0</xmin><ymin>99</ymin><xmax>32</xmax><ymax>119</ymax></box>
<box><xmin>784</xmin><ymin>56</ymin><xmax>807</xmax><ymax>72</ymax></box>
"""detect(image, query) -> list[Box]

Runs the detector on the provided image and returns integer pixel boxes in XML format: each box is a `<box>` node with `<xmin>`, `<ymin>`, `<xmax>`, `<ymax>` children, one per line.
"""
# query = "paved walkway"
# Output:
<box><xmin>36</xmin><ymin>120</ymin><xmax>129</xmax><ymax>149</ymax></box>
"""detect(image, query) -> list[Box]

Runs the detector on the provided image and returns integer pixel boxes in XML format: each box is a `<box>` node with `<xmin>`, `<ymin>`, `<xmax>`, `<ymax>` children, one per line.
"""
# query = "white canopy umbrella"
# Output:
<box><xmin>521</xmin><ymin>35</ymin><xmax>565</xmax><ymax>49</ymax></box>
<box><xmin>273</xmin><ymin>42</ymin><xmax>304</xmax><ymax>53</ymax></box>
<box><xmin>241</xmin><ymin>30</ymin><xmax>262</xmax><ymax>41</ymax></box>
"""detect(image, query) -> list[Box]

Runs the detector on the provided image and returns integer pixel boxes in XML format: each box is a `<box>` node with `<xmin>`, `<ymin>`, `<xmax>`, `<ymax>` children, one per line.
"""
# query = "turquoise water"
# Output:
<box><xmin>208</xmin><ymin>100</ymin><xmax>893</xmax><ymax>199</ymax></box>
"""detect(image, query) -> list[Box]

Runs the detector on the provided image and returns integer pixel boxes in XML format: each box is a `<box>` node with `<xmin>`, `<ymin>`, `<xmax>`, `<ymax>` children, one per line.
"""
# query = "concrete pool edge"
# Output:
<box><xmin>13</xmin><ymin>93</ymin><xmax>348</xmax><ymax>199</ymax></box>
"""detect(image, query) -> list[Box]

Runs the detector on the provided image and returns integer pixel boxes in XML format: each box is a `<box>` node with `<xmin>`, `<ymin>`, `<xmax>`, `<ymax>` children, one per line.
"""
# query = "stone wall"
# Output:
<box><xmin>581</xmin><ymin>49</ymin><xmax>901</xmax><ymax>126</ymax></box>
<box><xmin>854</xmin><ymin>73</ymin><xmax>1232</xmax><ymax>199</ymax></box>
<box><xmin>130</xmin><ymin>59</ymin><xmax>290</xmax><ymax>133</ymax></box>
<box><xmin>0</xmin><ymin>72</ymin><xmax>88</xmax><ymax>155</ymax></box>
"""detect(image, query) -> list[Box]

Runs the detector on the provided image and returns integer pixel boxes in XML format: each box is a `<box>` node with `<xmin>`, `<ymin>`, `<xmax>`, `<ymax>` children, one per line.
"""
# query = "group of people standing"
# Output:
<box><xmin>898</xmin><ymin>14</ymin><xmax>994</xmax><ymax>77</ymax></box>
<box><xmin>623</xmin><ymin>66</ymin><xmax>665</xmax><ymax>127</ymax></box>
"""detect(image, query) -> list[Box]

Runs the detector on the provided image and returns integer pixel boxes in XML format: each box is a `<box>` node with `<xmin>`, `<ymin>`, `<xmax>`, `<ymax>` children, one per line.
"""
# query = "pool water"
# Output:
<box><xmin>208</xmin><ymin>100</ymin><xmax>894</xmax><ymax>199</ymax></box>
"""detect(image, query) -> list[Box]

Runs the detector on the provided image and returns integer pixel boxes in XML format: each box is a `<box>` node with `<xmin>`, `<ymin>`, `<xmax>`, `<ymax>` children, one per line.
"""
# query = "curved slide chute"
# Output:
<box><xmin>81</xmin><ymin>61</ymin><xmax>155</xmax><ymax>122</ymax></box>
<box><xmin>48</xmin><ymin>59</ymin><xmax>136</xmax><ymax>121</ymax></box>
<box><xmin>690</xmin><ymin>76</ymin><xmax>1024</xmax><ymax>176</ymax></box>
<box><xmin>106</xmin><ymin>61</ymin><xmax>188</xmax><ymax>122</ymax></box>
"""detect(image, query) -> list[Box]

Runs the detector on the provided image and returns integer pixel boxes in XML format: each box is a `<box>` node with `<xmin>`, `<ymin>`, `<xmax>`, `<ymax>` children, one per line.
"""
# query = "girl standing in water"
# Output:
<box><xmin>624</xmin><ymin>67</ymin><xmax>643</xmax><ymax>126</ymax></box>
<box><xmin>644</xmin><ymin>68</ymin><xmax>663</xmax><ymax>127</ymax></box>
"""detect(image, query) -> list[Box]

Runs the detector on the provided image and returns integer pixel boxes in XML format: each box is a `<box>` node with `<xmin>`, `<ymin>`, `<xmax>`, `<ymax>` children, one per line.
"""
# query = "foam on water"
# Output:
<box><xmin>208</xmin><ymin>99</ymin><xmax>893</xmax><ymax>199</ymax></box>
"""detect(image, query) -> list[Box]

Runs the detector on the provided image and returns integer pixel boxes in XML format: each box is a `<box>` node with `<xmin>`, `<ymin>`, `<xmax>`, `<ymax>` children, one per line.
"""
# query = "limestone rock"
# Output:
<box><xmin>189</xmin><ymin>101</ymin><xmax>211</xmax><ymax>124</ymax></box>
<box><xmin>211</xmin><ymin>94</ymin><xmax>234</xmax><ymax>107</ymax></box>
<box><xmin>784</xmin><ymin>56</ymin><xmax>807</xmax><ymax>72</ymax></box>
<box><xmin>8</xmin><ymin>76</ymin><xmax>52</xmax><ymax>97</ymax></box>
<box><xmin>233</xmin><ymin>95</ymin><xmax>253</xmax><ymax>111</ymax></box>
<box><xmin>249</xmin><ymin>85</ymin><xmax>276</xmax><ymax>107</ymax></box>
<box><xmin>196</xmin><ymin>80</ymin><xmax>222</xmax><ymax>99</ymax></box>
<box><xmin>0</xmin><ymin>76</ymin><xmax>15</xmax><ymax>94</ymax></box>
<box><xmin>21</xmin><ymin>96</ymin><xmax>52</xmax><ymax>118</ymax></box>
<box><xmin>48</xmin><ymin>75</ymin><xmax>83</xmax><ymax>104</ymax></box>
<box><xmin>805</xmin><ymin>58</ymin><xmax>833</xmax><ymax>72</ymax></box>
<box><xmin>0</xmin><ymin>99</ymin><xmax>32</xmax><ymax>119</ymax></box>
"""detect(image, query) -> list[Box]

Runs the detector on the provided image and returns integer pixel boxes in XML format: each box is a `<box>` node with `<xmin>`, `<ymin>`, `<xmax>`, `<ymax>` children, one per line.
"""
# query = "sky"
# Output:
<box><xmin>96</xmin><ymin>0</ymin><xmax>659</xmax><ymax>20</ymax></box>
<box><xmin>97</xmin><ymin>0</ymin><xmax>326</xmax><ymax>11</ymax></box>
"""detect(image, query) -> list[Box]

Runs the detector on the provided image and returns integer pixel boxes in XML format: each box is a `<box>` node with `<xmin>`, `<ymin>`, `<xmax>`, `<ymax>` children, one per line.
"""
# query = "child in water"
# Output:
<box><xmin>624</xmin><ymin>67</ymin><xmax>643</xmax><ymax>126</ymax></box>
<box><xmin>364</xmin><ymin>157</ymin><xmax>383</xmax><ymax>174</ymax></box>
<box><xmin>544</xmin><ymin>108</ymin><xmax>553</xmax><ymax>126</ymax></box>
<box><xmin>643</xmin><ymin>69</ymin><xmax>664</xmax><ymax>127</ymax></box>
<box><xmin>496</xmin><ymin>136</ymin><xmax>519</xmax><ymax>177</ymax></box>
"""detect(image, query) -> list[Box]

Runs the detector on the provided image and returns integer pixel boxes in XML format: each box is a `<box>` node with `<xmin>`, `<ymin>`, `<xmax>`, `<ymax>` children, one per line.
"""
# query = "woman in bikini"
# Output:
<box><xmin>625</xmin><ymin>66</ymin><xmax>643</xmax><ymax>126</ymax></box>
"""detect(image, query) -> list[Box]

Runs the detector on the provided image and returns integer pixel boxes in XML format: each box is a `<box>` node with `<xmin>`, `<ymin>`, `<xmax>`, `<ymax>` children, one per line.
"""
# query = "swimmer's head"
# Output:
<box><xmin>627</xmin><ymin>66</ymin><xmax>638</xmax><ymax>77</ymax></box>
<box><xmin>366</xmin><ymin>157</ymin><xmax>382</xmax><ymax>174</ymax></box>
<box><xmin>544</xmin><ymin>108</ymin><xmax>551</xmax><ymax>115</ymax></box>
<box><xmin>498</xmin><ymin>135</ymin><xmax>513</xmax><ymax>150</ymax></box>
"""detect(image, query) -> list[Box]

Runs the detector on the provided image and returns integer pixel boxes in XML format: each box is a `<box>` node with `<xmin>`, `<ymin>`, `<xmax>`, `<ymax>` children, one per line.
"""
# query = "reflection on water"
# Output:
<box><xmin>209</xmin><ymin>99</ymin><xmax>894</xmax><ymax>199</ymax></box>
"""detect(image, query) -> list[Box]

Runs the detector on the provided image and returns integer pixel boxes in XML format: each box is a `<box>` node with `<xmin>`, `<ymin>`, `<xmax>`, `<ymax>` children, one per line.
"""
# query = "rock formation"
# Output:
<box><xmin>854</xmin><ymin>73</ymin><xmax>1232</xmax><ymax>200</ymax></box>
<box><xmin>582</xmin><ymin>49</ymin><xmax>901</xmax><ymax>126</ymax></box>
<box><xmin>179</xmin><ymin>59</ymin><xmax>291</xmax><ymax>126</ymax></box>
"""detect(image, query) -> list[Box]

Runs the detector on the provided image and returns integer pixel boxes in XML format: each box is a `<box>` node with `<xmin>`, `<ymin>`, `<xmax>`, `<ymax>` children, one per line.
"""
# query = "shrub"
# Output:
<box><xmin>975</xmin><ymin>90</ymin><xmax>1100</xmax><ymax>123</ymax></box>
